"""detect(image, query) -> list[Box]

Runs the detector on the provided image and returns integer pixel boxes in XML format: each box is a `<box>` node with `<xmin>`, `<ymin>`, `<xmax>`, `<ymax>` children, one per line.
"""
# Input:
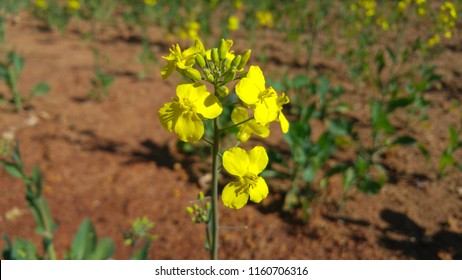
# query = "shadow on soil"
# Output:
<box><xmin>379</xmin><ymin>209</ymin><xmax>462</xmax><ymax>259</ymax></box>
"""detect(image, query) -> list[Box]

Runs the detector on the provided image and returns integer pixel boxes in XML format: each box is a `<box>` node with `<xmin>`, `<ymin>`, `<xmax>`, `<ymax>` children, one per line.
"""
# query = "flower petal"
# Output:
<box><xmin>247</xmin><ymin>146</ymin><xmax>268</xmax><ymax>175</ymax></box>
<box><xmin>158</xmin><ymin>101</ymin><xmax>180</xmax><ymax>132</ymax></box>
<box><xmin>254</xmin><ymin>96</ymin><xmax>279</xmax><ymax>125</ymax></box>
<box><xmin>246</xmin><ymin>66</ymin><xmax>266</xmax><ymax>91</ymax></box>
<box><xmin>161</xmin><ymin>62</ymin><xmax>175</xmax><ymax>80</ymax></box>
<box><xmin>249</xmin><ymin>177</ymin><xmax>268</xmax><ymax>203</ymax></box>
<box><xmin>235</xmin><ymin>77</ymin><xmax>261</xmax><ymax>105</ymax></box>
<box><xmin>278</xmin><ymin>111</ymin><xmax>290</xmax><ymax>133</ymax></box>
<box><xmin>223</xmin><ymin>147</ymin><xmax>249</xmax><ymax>177</ymax></box>
<box><xmin>174</xmin><ymin>111</ymin><xmax>204</xmax><ymax>143</ymax></box>
<box><xmin>231</xmin><ymin>107</ymin><xmax>249</xmax><ymax>124</ymax></box>
<box><xmin>222</xmin><ymin>181</ymin><xmax>249</xmax><ymax>209</ymax></box>
<box><xmin>195</xmin><ymin>91</ymin><xmax>223</xmax><ymax>119</ymax></box>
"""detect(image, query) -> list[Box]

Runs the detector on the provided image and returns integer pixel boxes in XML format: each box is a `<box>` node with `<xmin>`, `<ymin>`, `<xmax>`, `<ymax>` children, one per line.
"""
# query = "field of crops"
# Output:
<box><xmin>0</xmin><ymin>0</ymin><xmax>461</xmax><ymax>260</ymax></box>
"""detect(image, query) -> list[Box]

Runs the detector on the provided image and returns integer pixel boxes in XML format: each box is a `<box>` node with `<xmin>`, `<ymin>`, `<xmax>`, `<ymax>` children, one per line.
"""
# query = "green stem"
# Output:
<box><xmin>210</xmin><ymin>117</ymin><xmax>220</xmax><ymax>260</ymax></box>
<box><xmin>219</xmin><ymin>117</ymin><xmax>253</xmax><ymax>132</ymax></box>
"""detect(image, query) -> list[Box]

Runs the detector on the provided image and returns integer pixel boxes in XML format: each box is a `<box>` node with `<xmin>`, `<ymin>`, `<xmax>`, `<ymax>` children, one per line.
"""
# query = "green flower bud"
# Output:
<box><xmin>231</xmin><ymin>55</ymin><xmax>241</xmax><ymax>69</ymax></box>
<box><xmin>195</xmin><ymin>54</ymin><xmax>206</xmax><ymax>68</ymax></box>
<box><xmin>198</xmin><ymin>192</ymin><xmax>205</xmax><ymax>199</ymax></box>
<box><xmin>206</xmin><ymin>73</ymin><xmax>215</xmax><ymax>83</ymax></box>
<box><xmin>185</xmin><ymin>67</ymin><xmax>202</xmax><ymax>81</ymax></box>
<box><xmin>224</xmin><ymin>69</ymin><xmax>236</xmax><ymax>83</ymax></box>
<box><xmin>186</xmin><ymin>207</ymin><xmax>194</xmax><ymax>214</ymax></box>
<box><xmin>211</xmin><ymin>48</ymin><xmax>219</xmax><ymax>62</ymax></box>
<box><xmin>201</xmin><ymin>215</ymin><xmax>207</xmax><ymax>222</ymax></box>
<box><xmin>217</xmin><ymin>85</ymin><xmax>229</xmax><ymax>97</ymax></box>
<box><xmin>238</xmin><ymin>49</ymin><xmax>251</xmax><ymax>70</ymax></box>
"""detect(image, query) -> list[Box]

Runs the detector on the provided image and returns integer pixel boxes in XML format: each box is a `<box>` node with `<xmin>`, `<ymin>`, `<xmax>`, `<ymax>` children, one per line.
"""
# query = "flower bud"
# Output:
<box><xmin>223</xmin><ymin>69</ymin><xmax>236</xmax><ymax>83</ymax></box>
<box><xmin>211</xmin><ymin>48</ymin><xmax>219</xmax><ymax>62</ymax></box>
<box><xmin>185</xmin><ymin>67</ymin><xmax>202</xmax><ymax>81</ymax></box>
<box><xmin>230</xmin><ymin>55</ymin><xmax>241</xmax><ymax>69</ymax></box>
<box><xmin>195</xmin><ymin>54</ymin><xmax>206</xmax><ymax>68</ymax></box>
<box><xmin>206</xmin><ymin>73</ymin><xmax>215</xmax><ymax>83</ymax></box>
<box><xmin>217</xmin><ymin>85</ymin><xmax>229</xmax><ymax>97</ymax></box>
<box><xmin>198</xmin><ymin>192</ymin><xmax>205</xmax><ymax>199</ymax></box>
<box><xmin>186</xmin><ymin>207</ymin><xmax>194</xmax><ymax>214</ymax></box>
<box><xmin>238</xmin><ymin>49</ymin><xmax>251</xmax><ymax>70</ymax></box>
<box><xmin>218</xmin><ymin>39</ymin><xmax>233</xmax><ymax>60</ymax></box>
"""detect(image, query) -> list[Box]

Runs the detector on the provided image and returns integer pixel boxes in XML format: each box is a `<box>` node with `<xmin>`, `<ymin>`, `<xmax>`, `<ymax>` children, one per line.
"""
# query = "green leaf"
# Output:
<box><xmin>371</xmin><ymin>101</ymin><xmax>394</xmax><ymax>134</ymax></box>
<box><xmin>357</xmin><ymin>179</ymin><xmax>383</xmax><ymax>194</ymax></box>
<box><xmin>30</xmin><ymin>82</ymin><xmax>51</xmax><ymax>97</ymax></box>
<box><xmin>391</xmin><ymin>135</ymin><xmax>416</xmax><ymax>146</ymax></box>
<box><xmin>89</xmin><ymin>237</ymin><xmax>115</xmax><ymax>260</ymax></box>
<box><xmin>131</xmin><ymin>240</ymin><xmax>151</xmax><ymax>260</ymax></box>
<box><xmin>439</xmin><ymin>151</ymin><xmax>455</xmax><ymax>173</ymax></box>
<box><xmin>449</xmin><ymin>126</ymin><xmax>458</xmax><ymax>150</ymax></box>
<box><xmin>301</xmin><ymin>165</ymin><xmax>316</xmax><ymax>182</ymax></box>
<box><xmin>68</xmin><ymin>219</ymin><xmax>97</xmax><ymax>260</ymax></box>
<box><xmin>375</xmin><ymin>50</ymin><xmax>385</xmax><ymax>75</ymax></box>
<box><xmin>10</xmin><ymin>238</ymin><xmax>38</xmax><ymax>260</ymax></box>
<box><xmin>1</xmin><ymin>161</ymin><xmax>25</xmax><ymax>180</ymax></box>
<box><xmin>387</xmin><ymin>97</ymin><xmax>414</xmax><ymax>113</ymax></box>
<box><xmin>327</xmin><ymin>118</ymin><xmax>352</xmax><ymax>137</ymax></box>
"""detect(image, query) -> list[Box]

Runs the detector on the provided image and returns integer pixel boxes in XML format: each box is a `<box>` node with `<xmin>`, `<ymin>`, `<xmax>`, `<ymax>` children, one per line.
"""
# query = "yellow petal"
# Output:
<box><xmin>222</xmin><ymin>181</ymin><xmax>249</xmax><ymax>209</ymax></box>
<box><xmin>223</xmin><ymin>147</ymin><xmax>249</xmax><ymax>177</ymax></box>
<box><xmin>161</xmin><ymin>62</ymin><xmax>175</xmax><ymax>80</ymax></box>
<box><xmin>278</xmin><ymin>112</ymin><xmax>289</xmax><ymax>133</ymax></box>
<box><xmin>174</xmin><ymin>111</ymin><xmax>204</xmax><ymax>143</ymax></box>
<box><xmin>231</xmin><ymin>107</ymin><xmax>249</xmax><ymax>123</ymax></box>
<box><xmin>246</xmin><ymin>66</ymin><xmax>266</xmax><ymax>90</ymax></box>
<box><xmin>195</xmin><ymin>91</ymin><xmax>223</xmax><ymax>119</ymax></box>
<box><xmin>247</xmin><ymin>146</ymin><xmax>268</xmax><ymax>175</ymax></box>
<box><xmin>158</xmin><ymin>101</ymin><xmax>180</xmax><ymax>132</ymax></box>
<box><xmin>254</xmin><ymin>96</ymin><xmax>279</xmax><ymax>125</ymax></box>
<box><xmin>249</xmin><ymin>177</ymin><xmax>268</xmax><ymax>203</ymax></box>
<box><xmin>235</xmin><ymin>77</ymin><xmax>261</xmax><ymax>105</ymax></box>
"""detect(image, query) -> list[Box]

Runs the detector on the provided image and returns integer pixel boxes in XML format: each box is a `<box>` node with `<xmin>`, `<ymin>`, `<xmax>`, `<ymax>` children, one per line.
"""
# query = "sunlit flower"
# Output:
<box><xmin>231</xmin><ymin>107</ymin><xmax>269</xmax><ymax>142</ymax></box>
<box><xmin>228</xmin><ymin>15</ymin><xmax>240</xmax><ymax>31</ymax></box>
<box><xmin>161</xmin><ymin>38</ymin><xmax>205</xmax><ymax>79</ymax></box>
<box><xmin>235</xmin><ymin>66</ymin><xmax>289</xmax><ymax>132</ymax></box>
<box><xmin>158</xmin><ymin>83</ymin><xmax>223</xmax><ymax>142</ymax></box>
<box><xmin>222</xmin><ymin>146</ymin><xmax>269</xmax><ymax>209</ymax></box>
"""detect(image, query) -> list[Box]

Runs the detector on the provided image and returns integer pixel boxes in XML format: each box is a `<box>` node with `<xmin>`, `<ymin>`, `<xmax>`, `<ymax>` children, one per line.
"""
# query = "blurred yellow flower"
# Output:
<box><xmin>228</xmin><ymin>15</ymin><xmax>240</xmax><ymax>31</ymax></box>
<box><xmin>428</xmin><ymin>34</ymin><xmax>440</xmax><ymax>47</ymax></box>
<box><xmin>144</xmin><ymin>0</ymin><xmax>157</xmax><ymax>6</ymax></box>
<box><xmin>233</xmin><ymin>0</ymin><xmax>243</xmax><ymax>10</ymax></box>
<box><xmin>256</xmin><ymin>11</ymin><xmax>274</xmax><ymax>28</ymax></box>
<box><xmin>35</xmin><ymin>0</ymin><xmax>48</xmax><ymax>9</ymax></box>
<box><xmin>67</xmin><ymin>0</ymin><xmax>80</xmax><ymax>12</ymax></box>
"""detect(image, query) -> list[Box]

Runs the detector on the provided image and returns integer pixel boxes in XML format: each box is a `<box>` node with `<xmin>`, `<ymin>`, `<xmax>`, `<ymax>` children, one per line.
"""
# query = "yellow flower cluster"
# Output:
<box><xmin>228</xmin><ymin>15</ymin><xmax>240</xmax><ymax>31</ymax></box>
<box><xmin>158</xmin><ymin>38</ymin><xmax>290</xmax><ymax>209</ymax></box>
<box><xmin>439</xmin><ymin>1</ymin><xmax>457</xmax><ymax>39</ymax></box>
<box><xmin>358</xmin><ymin>0</ymin><xmax>377</xmax><ymax>17</ymax></box>
<box><xmin>179</xmin><ymin>21</ymin><xmax>201</xmax><ymax>41</ymax></box>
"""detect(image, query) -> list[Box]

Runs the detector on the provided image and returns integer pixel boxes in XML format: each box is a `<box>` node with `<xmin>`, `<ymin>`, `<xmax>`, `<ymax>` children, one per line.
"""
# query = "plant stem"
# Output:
<box><xmin>210</xmin><ymin>117</ymin><xmax>220</xmax><ymax>260</ymax></box>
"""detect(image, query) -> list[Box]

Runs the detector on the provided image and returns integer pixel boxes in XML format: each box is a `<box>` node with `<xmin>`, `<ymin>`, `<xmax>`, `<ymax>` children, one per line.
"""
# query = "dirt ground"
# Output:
<box><xmin>1</xmin><ymin>13</ymin><xmax>461</xmax><ymax>260</ymax></box>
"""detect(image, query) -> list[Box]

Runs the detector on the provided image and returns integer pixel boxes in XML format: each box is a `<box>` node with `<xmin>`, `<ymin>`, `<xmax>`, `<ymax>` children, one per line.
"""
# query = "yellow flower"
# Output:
<box><xmin>428</xmin><ymin>34</ymin><xmax>440</xmax><ymax>47</ymax></box>
<box><xmin>35</xmin><ymin>0</ymin><xmax>48</xmax><ymax>9</ymax></box>
<box><xmin>67</xmin><ymin>0</ymin><xmax>80</xmax><ymax>12</ymax></box>
<box><xmin>228</xmin><ymin>15</ymin><xmax>240</xmax><ymax>31</ymax></box>
<box><xmin>233</xmin><ymin>0</ymin><xmax>243</xmax><ymax>10</ymax></box>
<box><xmin>187</xmin><ymin>21</ymin><xmax>201</xmax><ymax>41</ymax></box>
<box><xmin>161</xmin><ymin>38</ymin><xmax>205</xmax><ymax>79</ymax></box>
<box><xmin>158</xmin><ymin>83</ymin><xmax>223</xmax><ymax>142</ymax></box>
<box><xmin>144</xmin><ymin>0</ymin><xmax>157</xmax><ymax>6</ymax></box>
<box><xmin>235</xmin><ymin>66</ymin><xmax>290</xmax><ymax>132</ymax></box>
<box><xmin>222</xmin><ymin>146</ymin><xmax>269</xmax><ymax>209</ymax></box>
<box><xmin>444</xmin><ymin>30</ymin><xmax>452</xmax><ymax>38</ymax></box>
<box><xmin>415</xmin><ymin>0</ymin><xmax>426</xmax><ymax>5</ymax></box>
<box><xmin>231</xmin><ymin>107</ymin><xmax>269</xmax><ymax>142</ymax></box>
<box><xmin>256</xmin><ymin>11</ymin><xmax>274</xmax><ymax>28</ymax></box>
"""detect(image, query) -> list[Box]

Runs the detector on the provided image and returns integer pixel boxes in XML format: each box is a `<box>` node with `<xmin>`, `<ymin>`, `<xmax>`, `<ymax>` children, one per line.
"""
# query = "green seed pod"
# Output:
<box><xmin>195</xmin><ymin>54</ymin><xmax>206</xmax><ymax>68</ymax></box>
<box><xmin>211</xmin><ymin>48</ymin><xmax>219</xmax><ymax>62</ymax></box>
<box><xmin>185</xmin><ymin>67</ymin><xmax>202</xmax><ymax>81</ymax></box>
<box><xmin>231</xmin><ymin>55</ymin><xmax>241</xmax><ymax>69</ymax></box>
<box><xmin>217</xmin><ymin>85</ymin><xmax>229</xmax><ymax>97</ymax></box>
<box><xmin>218</xmin><ymin>39</ymin><xmax>227</xmax><ymax>60</ymax></box>
<box><xmin>238</xmin><ymin>49</ymin><xmax>251</xmax><ymax>70</ymax></box>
